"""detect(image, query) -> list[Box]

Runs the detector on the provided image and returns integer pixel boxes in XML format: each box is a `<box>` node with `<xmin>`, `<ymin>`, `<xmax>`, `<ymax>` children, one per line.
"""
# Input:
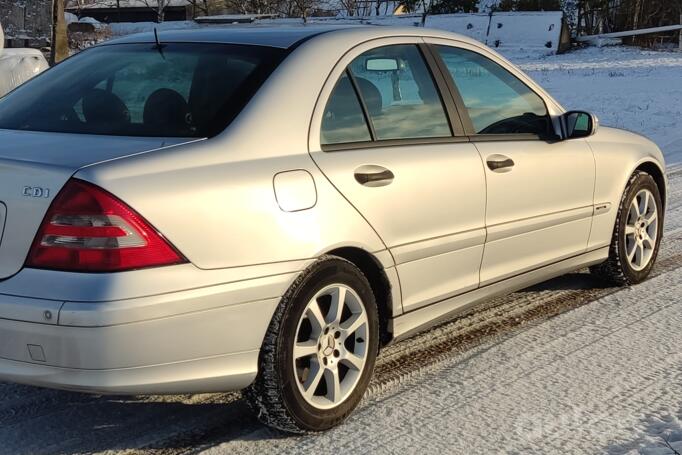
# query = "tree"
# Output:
<box><xmin>222</xmin><ymin>0</ymin><xmax>321</xmax><ymax>20</ymax></box>
<box><xmin>397</xmin><ymin>0</ymin><xmax>477</xmax><ymax>23</ymax></box>
<box><xmin>574</xmin><ymin>0</ymin><xmax>682</xmax><ymax>43</ymax></box>
<box><xmin>562</xmin><ymin>0</ymin><xmax>578</xmax><ymax>32</ymax></box>
<box><xmin>140</xmin><ymin>0</ymin><xmax>171</xmax><ymax>22</ymax></box>
<box><xmin>222</xmin><ymin>0</ymin><xmax>286</xmax><ymax>15</ymax></box>
<box><xmin>497</xmin><ymin>0</ymin><xmax>561</xmax><ymax>11</ymax></box>
<box><xmin>51</xmin><ymin>0</ymin><xmax>69</xmax><ymax>64</ymax></box>
<box><xmin>289</xmin><ymin>0</ymin><xmax>317</xmax><ymax>21</ymax></box>
<box><xmin>374</xmin><ymin>0</ymin><xmax>393</xmax><ymax>16</ymax></box>
<box><xmin>429</xmin><ymin>0</ymin><xmax>478</xmax><ymax>14</ymax></box>
<box><xmin>335</xmin><ymin>0</ymin><xmax>361</xmax><ymax>16</ymax></box>
<box><xmin>187</xmin><ymin>0</ymin><xmax>225</xmax><ymax>17</ymax></box>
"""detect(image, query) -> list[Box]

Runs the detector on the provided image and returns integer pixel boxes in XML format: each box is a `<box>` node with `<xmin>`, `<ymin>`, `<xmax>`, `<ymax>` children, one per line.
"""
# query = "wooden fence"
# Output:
<box><xmin>0</xmin><ymin>0</ymin><xmax>52</xmax><ymax>48</ymax></box>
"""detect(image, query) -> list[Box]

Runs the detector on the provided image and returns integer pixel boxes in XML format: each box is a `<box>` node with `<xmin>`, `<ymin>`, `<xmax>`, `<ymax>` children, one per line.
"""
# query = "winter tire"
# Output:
<box><xmin>245</xmin><ymin>256</ymin><xmax>380</xmax><ymax>433</ymax></box>
<box><xmin>591</xmin><ymin>171</ymin><xmax>664</xmax><ymax>285</ymax></box>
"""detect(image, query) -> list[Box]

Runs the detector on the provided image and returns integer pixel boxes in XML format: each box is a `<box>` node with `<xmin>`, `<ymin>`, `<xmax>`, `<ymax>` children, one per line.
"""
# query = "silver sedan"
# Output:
<box><xmin>0</xmin><ymin>26</ymin><xmax>666</xmax><ymax>432</ymax></box>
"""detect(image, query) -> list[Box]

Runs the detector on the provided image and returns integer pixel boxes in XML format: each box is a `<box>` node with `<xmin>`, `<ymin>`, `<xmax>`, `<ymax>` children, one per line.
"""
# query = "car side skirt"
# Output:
<box><xmin>389</xmin><ymin>246</ymin><xmax>609</xmax><ymax>342</ymax></box>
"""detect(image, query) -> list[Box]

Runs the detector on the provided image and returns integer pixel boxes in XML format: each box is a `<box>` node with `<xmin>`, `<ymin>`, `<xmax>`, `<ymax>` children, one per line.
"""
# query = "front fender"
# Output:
<box><xmin>586</xmin><ymin>127</ymin><xmax>666</xmax><ymax>250</ymax></box>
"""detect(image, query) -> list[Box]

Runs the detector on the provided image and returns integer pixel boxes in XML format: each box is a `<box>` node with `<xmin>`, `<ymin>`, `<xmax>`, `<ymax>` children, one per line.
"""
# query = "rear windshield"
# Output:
<box><xmin>0</xmin><ymin>43</ymin><xmax>285</xmax><ymax>138</ymax></box>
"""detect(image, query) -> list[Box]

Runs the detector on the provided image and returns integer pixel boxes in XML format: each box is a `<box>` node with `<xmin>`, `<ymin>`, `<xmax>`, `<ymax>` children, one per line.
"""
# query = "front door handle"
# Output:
<box><xmin>354</xmin><ymin>165</ymin><xmax>395</xmax><ymax>187</ymax></box>
<box><xmin>486</xmin><ymin>154</ymin><xmax>515</xmax><ymax>172</ymax></box>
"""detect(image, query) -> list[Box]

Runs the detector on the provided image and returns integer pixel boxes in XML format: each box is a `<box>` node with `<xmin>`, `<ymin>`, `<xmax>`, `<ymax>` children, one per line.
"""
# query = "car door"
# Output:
<box><xmin>428</xmin><ymin>40</ymin><xmax>596</xmax><ymax>286</ymax></box>
<box><xmin>308</xmin><ymin>41</ymin><xmax>487</xmax><ymax>313</ymax></box>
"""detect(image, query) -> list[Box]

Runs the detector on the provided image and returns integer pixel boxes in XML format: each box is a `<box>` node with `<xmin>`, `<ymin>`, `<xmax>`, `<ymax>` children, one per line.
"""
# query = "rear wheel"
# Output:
<box><xmin>591</xmin><ymin>171</ymin><xmax>663</xmax><ymax>285</ymax></box>
<box><xmin>245</xmin><ymin>256</ymin><xmax>379</xmax><ymax>433</ymax></box>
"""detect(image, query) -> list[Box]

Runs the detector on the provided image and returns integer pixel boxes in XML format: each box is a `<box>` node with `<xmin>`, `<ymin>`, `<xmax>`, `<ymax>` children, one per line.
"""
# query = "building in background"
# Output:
<box><xmin>0</xmin><ymin>0</ymin><xmax>52</xmax><ymax>48</ymax></box>
<box><xmin>66</xmin><ymin>0</ymin><xmax>193</xmax><ymax>23</ymax></box>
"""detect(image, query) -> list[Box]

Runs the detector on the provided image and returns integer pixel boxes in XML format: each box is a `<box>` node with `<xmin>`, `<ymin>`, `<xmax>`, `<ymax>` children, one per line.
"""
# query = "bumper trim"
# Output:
<box><xmin>0</xmin><ymin>350</ymin><xmax>259</xmax><ymax>395</ymax></box>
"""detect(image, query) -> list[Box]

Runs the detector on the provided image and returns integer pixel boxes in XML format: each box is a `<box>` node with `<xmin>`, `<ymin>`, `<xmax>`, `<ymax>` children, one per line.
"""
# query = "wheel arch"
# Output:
<box><xmin>325</xmin><ymin>246</ymin><xmax>397</xmax><ymax>346</ymax></box>
<box><xmin>634</xmin><ymin>160</ymin><xmax>667</xmax><ymax>209</ymax></box>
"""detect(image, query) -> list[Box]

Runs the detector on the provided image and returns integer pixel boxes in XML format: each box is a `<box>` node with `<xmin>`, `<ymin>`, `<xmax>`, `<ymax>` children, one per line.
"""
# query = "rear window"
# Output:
<box><xmin>0</xmin><ymin>43</ymin><xmax>284</xmax><ymax>138</ymax></box>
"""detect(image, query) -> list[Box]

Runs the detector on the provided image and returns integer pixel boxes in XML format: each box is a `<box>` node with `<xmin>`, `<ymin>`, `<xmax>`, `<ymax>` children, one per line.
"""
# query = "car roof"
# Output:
<box><xmin>105</xmin><ymin>26</ymin><xmax>362</xmax><ymax>49</ymax></box>
<box><xmin>104</xmin><ymin>25</ymin><xmax>480</xmax><ymax>50</ymax></box>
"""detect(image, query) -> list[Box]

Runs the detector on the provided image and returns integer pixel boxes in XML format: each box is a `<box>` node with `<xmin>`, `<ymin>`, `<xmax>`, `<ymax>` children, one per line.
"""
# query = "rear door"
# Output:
<box><xmin>309</xmin><ymin>39</ymin><xmax>487</xmax><ymax>313</ymax></box>
<box><xmin>428</xmin><ymin>40</ymin><xmax>596</xmax><ymax>285</ymax></box>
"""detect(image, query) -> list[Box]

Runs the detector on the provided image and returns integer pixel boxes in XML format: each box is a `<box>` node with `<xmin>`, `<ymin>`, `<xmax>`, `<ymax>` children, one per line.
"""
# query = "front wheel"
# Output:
<box><xmin>245</xmin><ymin>256</ymin><xmax>379</xmax><ymax>433</ymax></box>
<box><xmin>591</xmin><ymin>171</ymin><xmax>664</xmax><ymax>285</ymax></box>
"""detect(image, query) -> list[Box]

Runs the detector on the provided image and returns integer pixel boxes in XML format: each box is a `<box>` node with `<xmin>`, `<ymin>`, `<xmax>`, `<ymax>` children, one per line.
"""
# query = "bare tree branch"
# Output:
<box><xmin>138</xmin><ymin>0</ymin><xmax>170</xmax><ymax>22</ymax></box>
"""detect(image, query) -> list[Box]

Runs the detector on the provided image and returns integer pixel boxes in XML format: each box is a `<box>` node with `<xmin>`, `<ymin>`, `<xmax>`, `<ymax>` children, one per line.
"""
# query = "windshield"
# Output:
<box><xmin>0</xmin><ymin>43</ymin><xmax>285</xmax><ymax>138</ymax></box>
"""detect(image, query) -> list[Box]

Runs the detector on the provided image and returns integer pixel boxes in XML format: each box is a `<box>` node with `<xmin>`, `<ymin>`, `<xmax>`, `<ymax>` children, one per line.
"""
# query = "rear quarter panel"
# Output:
<box><xmin>74</xmin><ymin>139</ymin><xmax>388</xmax><ymax>271</ymax></box>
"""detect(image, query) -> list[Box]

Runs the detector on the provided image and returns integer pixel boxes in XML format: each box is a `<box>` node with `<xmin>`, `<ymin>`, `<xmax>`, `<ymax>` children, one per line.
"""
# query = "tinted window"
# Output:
<box><xmin>0</xmin><ymin>43</ymin><xmax>284</xmax><ymax>138</ymax></box>
<box><xmin>321</xmin><ymin>73</ymin><xmax>372</xmax><ymax>145</ymax></box>
<box><xmin>436</xmin><ymin>46</ymin><xmax>551</xmax><ymax>136</ymax></box>
<box><xmin>348</xmin><ymin>45</ymin><xmax>451</xmax><ymax>140</ymax></box>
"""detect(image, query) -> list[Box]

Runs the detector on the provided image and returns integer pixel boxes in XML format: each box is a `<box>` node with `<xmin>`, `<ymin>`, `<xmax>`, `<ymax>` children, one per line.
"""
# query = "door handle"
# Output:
<box><xmin>486</xmin><ymin>154</ymin><xmax>515</xmax><ymax>172</ymax></box>
<box><xmin>354</xmin><ymin>165</ymin><xmax>395</xmax><ymax>187</ymax></box>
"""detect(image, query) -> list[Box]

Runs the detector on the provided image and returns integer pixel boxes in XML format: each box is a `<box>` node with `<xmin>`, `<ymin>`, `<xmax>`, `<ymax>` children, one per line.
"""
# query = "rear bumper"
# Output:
<box><xmin>0</xmin><ymin>297</ymin><xmax>278</xmax><ymax>394</ymax></box>
<box><xmin>0</xmin><ymin>349</ymin><xmax>259</xmax><ymax>395</ymax></box>
<box><xmin>0</xmin><ymin>263</ymin><xmax>303</xmax><ymax>394</ymax></box>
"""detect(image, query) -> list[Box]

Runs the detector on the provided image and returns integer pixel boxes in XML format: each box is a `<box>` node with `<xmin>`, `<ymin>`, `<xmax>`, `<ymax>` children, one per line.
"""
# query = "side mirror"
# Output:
<box><xmin>365</xmin><ymin>58</ymin><xmax>399</xmax><ymax>72</ymax></box>
<box><xmin>562</xmin><ymin>111</ymin><xmax>599</xmax><ymax>139</ymax></box>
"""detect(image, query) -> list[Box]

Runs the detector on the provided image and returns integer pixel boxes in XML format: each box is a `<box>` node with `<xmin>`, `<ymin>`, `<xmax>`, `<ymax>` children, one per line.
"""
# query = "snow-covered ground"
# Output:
<box><xmin>0</xmin><ymin>46</ymin><xmax>681</xmax><ymax>455</ymax></box>
<box><xmin>507</xmin><ymin>45</ymin><xmax>682</xmax><ymax>165</ymax></box>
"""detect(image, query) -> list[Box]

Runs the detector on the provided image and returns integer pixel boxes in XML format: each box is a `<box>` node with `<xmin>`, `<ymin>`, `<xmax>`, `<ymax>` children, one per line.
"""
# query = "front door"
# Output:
<box><xmin>430</xmin><ymin>42</ymin><xmax>596</xmax><ymax>286</ymax></box>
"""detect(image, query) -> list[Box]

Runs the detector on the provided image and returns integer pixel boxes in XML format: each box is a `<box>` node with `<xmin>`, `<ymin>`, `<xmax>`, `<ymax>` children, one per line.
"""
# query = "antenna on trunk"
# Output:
<box><xmin>153</xmin><ymin>27</ymin><xmax>166</xmax><ymax>58</ymax></box>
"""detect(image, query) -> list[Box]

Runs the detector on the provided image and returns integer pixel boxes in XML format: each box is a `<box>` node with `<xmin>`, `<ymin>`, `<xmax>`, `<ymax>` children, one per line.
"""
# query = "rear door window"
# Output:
<box><xmin>348</xmin><ymin>45</ymin><xmax>452</xmax><ymax>141</ymax></box>
<box><xmin>321</xmin><ymin>73</ymin><xmax>372</xmax><ymax>145</ymax></box>
<box><xmin>320</xmin><ymin>44</ymin><xmax>452</xmax><ymax>146</ymax></box>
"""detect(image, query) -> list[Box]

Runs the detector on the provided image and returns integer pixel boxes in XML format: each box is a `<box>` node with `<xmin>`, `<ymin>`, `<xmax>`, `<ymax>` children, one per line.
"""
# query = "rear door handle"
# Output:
<box><xmin>354</xmin><ymin>165</ymin><xmax>394</xmax><ymax>187</ymax></box>
<box><xmin>486</xmin><ymin>154</ymin><xmax>515</xmax><ymax>172</ymax></box>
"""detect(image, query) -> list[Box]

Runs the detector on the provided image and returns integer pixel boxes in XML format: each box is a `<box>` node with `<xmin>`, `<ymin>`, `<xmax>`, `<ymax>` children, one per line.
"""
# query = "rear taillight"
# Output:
<box><xmin>26</xmin><ymin>179</ymin><xmax>186</xmax><ymax>272</ymax></box>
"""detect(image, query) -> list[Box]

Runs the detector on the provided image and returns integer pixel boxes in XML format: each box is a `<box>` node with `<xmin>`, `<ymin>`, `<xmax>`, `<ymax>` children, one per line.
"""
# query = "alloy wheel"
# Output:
<box><xmin>293</xmin><ymin>284</ymin><xmax>369</xmax><ymax>410</ymax></box>
<box><xmin>624</xmin><ymin>189</ymin><xmax>659</xmax><ymax>271</ymax></box>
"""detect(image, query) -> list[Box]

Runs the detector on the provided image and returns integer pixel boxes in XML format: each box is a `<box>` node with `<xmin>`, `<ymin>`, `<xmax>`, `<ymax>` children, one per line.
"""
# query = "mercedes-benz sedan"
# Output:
<box><xmin>0</xmin><ymin>26</ymin><xmax>666</xmax><ymax>432</ymax></box>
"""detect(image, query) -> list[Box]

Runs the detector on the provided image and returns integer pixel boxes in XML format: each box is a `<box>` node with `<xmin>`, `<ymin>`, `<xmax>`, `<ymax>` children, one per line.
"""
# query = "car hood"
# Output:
<box><xmin>593</xmin><ymin>126</ymin><xmax>660</xmax><ymax>150</ymax></box>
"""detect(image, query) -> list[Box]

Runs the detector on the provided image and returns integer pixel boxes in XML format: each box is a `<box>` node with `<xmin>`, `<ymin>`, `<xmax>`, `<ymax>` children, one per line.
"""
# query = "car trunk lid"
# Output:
<box><xmin>0</xmin><ymin>129</ymin><xmax>197</xmax><ymax>279</ymax></box>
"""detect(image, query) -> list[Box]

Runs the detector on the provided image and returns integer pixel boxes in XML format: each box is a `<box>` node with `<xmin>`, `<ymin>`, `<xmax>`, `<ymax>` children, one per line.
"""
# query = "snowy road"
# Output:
<box><xmin>1</xmin><ymin>48</ymin><xmax>682</xmax><ymax>455</ymax></box>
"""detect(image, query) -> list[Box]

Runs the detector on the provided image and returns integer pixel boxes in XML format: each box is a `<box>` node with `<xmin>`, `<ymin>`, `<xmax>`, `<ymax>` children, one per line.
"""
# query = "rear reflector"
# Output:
<box><xmin>26</xmin><ymin>179</ymin><xmax>186</xmax><ymax>272</ymax></box>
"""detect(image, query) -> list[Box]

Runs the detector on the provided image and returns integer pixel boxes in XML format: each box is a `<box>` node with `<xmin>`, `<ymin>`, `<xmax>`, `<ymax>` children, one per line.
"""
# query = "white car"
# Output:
<box><xmin>0</xmin><ymin>26</ymin><xmax>666</xmax><ymax>432</ymax></box>
<box><xmin>0</xmin><ymin>48</ymin><xmax>49</xmax><ymax>97</ymax></box>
